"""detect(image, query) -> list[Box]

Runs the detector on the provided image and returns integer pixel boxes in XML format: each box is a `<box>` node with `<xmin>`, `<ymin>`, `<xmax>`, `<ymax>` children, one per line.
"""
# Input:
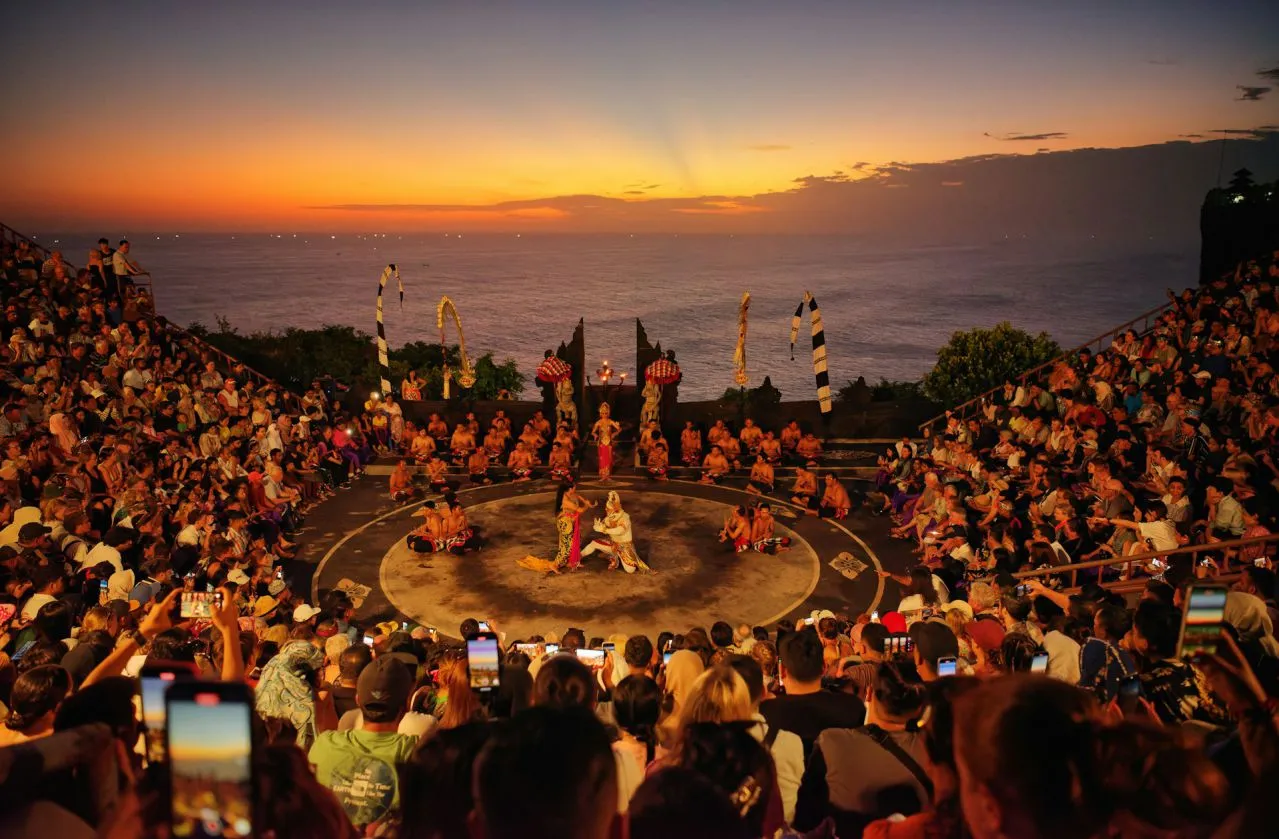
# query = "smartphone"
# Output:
<box><xmin>179</xmin><ymin>591</ymin><xmax>213</xmax><ymax>619</ymax></box>
<box><xmin>1016</xmin><ymin>583</ymin><xmax>1031</xmax><ymax>597</ymax></box>
<box><xmin>1149</xmin><ymin>557</ymin><xmax>1168</xmax><ymax>570</ymax></box>
<box><xmin>467</xmin><ymin>631</ymin><xmax>501</xmax><ymax>691</ymax></box>
<box><xmin>275</xmin><ymin>567</ymin><xmax>284</xmax><ymax>580</ymax></box>
<box><xmin>545</xmin><ymin>643</ymin><xmax>559</xmax><ymax>656</ymax></box>
<box><xmin>426</xmin><ymin>626</ymin><xmax>437</xmax><ymax>635</ymax></box>
<box><xmin>1031</xmin><ymin>651</ymin><xmax>1049</xmax><ymax>673</ymax></box>
<box><xmin>362</xmin><ymin>634</ymin><xmax>374</xmax><ymax>647</ymax></box>
<box><xmin>139</xmin><ymin>661</ymin><xmax>197</xmax><ymax>764</ymax></box>
<box><xmin>515</xmin><ymin>643</ymin><xmax>540</xmax><ymax>656</ymax></box>
<box><xmin>576</xmin><ymin>648</ymin><xmax>606</xmax><ymax>670</ymax></box>
<box><xmin>98</xmin><ymin>578</ymin><xmax>109</xmax><ymax>605</ymax></box>
<box><xmin>477</xmin><ymin>620</ymin><xmax>491</xmax><ymax>632</ymax></box>
<box><xmin>166</xmin><ymin>681</ymin><xmax>254</xmax><ymax>838</ymax></box>
<box><xmin>664</xmin><ymin>639</ymin><xmax>674</xmax><ymax>652</ymax></box>
<box><xmin>802</xmin><ymin>617</ymin><xmax>815</xmax><ymax>626</ymax></box>
<box><xmin>1178</xmin><ymin>584</ymin><xmax>1228</xmax><ymax>658</ymax></box>
<box><xmin>401</xmin><ymin>620</ymin><xmax>409</xmax><ymax>631</ymax></box>
<box><xmin>870</xmin><ymin>611</ymin><xmax>879</xmax><ymax>623</ymax></box>
<box><xmin>1118</xmin><ymin>675</ymin><xmax>1144</xmax><ymax>699</ymax></box>
<box><xmin>936</xmin><ymin>656</ymin><xmax>957</xmax><ymax>677</ymax></box>
<box><xmin>602</xmin><ymin>642</ymin><xmax>615</xmax><ymax>654</ymax></box>
<box><xmin>662</xmin><ymin>651</ymin><xmax>674</xmax><ymax>665</ymax></box>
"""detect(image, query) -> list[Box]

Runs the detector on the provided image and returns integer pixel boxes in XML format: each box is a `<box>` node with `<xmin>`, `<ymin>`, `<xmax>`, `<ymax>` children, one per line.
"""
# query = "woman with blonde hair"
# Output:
<box><xmin>656</xmin><ymin>649</ymin><xmax>704</xmax><ymax>747</ymax></box>
<box><xmin>437</xmin><ymin>653</ymin><xmax>484</xmax><ymax>729</ymax></box>
<box><xmin>676</xmin><ymin>665</ymin><xmax>754</xmax><ymax>731</ymax></box>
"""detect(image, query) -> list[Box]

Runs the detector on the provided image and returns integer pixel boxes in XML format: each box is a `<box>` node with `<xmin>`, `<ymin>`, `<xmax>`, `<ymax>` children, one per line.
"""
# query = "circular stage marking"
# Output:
<box><xmin>378</xmin><ymin>489</ymin><xmax>822</xmax><ymax>641</ymax></box>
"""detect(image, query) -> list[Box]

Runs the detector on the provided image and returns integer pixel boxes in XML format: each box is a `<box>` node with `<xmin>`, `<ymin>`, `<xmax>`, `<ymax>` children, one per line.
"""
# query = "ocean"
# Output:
<box><xmin>38</xmin><ymin>232</ymin><xmax>1196</xmax><ymax>400</ymax></box>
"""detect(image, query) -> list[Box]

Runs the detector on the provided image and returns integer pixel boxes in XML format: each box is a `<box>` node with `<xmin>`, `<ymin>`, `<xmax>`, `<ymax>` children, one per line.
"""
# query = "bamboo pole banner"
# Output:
<box><xmin>375</xmin><ymin>264</ymin><xmax>403</xmax><ymax>394</ymax></box>
<box><xmin>790</xmin><ymin>291</ymin><xmax>831</xmax><ymax>414</ymax></box>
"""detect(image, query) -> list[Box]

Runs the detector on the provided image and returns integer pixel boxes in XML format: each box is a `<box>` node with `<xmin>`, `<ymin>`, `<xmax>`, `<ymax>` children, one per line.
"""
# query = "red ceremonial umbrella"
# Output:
<box><xmin>645</xmin><ymin>357</ymin><xmax>681</xmax><ymax>385</ymax></box>
<box><xmin>536</xmin><ymin>356</ymin><xmax>573</xmax><ymax>383</ymax></box>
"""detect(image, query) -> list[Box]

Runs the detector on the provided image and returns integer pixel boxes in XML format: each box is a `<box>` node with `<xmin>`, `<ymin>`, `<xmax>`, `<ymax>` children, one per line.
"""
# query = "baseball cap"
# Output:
<box><xmin>808</xmin><ymin>609</ymin><xmax>836</xmax><ymax>624</ymax></box>
<box><xmin>268</xmin><ymin>579</ymin><xmax>286</xmax><ymax>597</ymax></box>
<box><xmin>879</xmin><ymin>611</ymin><xmax>907</xmax><ymax>634</ymax></box>
<box><xmin>939</xmin><ymin>600</ymin><xmax>974</xmax><ymax>621</ymax></box>
<box><xmin>227</xmin><ymin>569</ymin><xmax>250</xmax><ymax>586</ymax></box>
<box><xmin>356</xmin><ymin>657</ymin><xmax>413</xmax><ymax>715</ymax></box>
<box><xmin>910</xmin><ymin>621</ymin><xmax>960</xmax><ymax>668</ymax></box>
<box><xmin>292</xmin><ymin>603</ymin><xmax>321</xmax><ymax>623</ymax></box>
<box><xmin>18</xmin><ymin>522</ymin><xmax>51</xmax><ymax>542</ymax></box>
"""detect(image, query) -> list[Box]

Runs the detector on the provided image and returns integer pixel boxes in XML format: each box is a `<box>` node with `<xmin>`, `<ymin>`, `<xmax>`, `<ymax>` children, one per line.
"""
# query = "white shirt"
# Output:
<box><xmin>111</xmin><ymin>250</ymin><xmax>133</xmax><ymax>276</ymax></box>
<box><xmin>82</xmin><ymin>542</ymin><xmax>124</xmax><ymax>574</ymax></box>
<box><xmin>750</xmin><ymin>714</ymin><xmax>805</xmax><ymax>824</ymax></box>
<box><xmin>177</xmin><ymin>524</ymin><xmax>203</xmax><ymax>547</ymax></box>
<box><xmin>20</xmin><ymin>592</ymin><xmax>55</xmax><ymax>622</ymax></box>
<box><xmin>1042</xmin><ymin>629</ymin><xmax>1082</xmax><ymax>684</ymax></box>
<box><xmin>107</xmin><ymin>568</ymin><xmax>136</xmax><ymax>602</ymax></box>
<box><xmin>1138</xmin><ymin>520</ymin><xmax>1180</xmax><ymax>552</ymax></box>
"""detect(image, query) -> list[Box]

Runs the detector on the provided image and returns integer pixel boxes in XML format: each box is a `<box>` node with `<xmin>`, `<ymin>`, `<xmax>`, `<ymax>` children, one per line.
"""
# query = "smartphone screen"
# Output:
<box><xmin>1031</xmin><ymin>651</ymin><xmax>1049</xmax><ymax>673</ymax></box>
<box><xmin>545</xmin><ymin>643</ymin><xmax>559</xmax><ymax>656</ymax></box>
<box><xmin>662</xmin><ymin>651</ymin><xmax>673</xmax><ymax>665</ymax></box>
<box><xmin>180</xmin><ymin>591</ymin><xmax>213</xmax><ymax>619</ymax></box>
<box><xmin>167</xmin><ymin>683</ymin><xmax>253</xmax><ymax>838</ymax></box>
<box><xmin>515</xmin><ymin>643</ymin><xmax>540</xmax><ymax>656</ymax></box>
<box><xmin>937</xmin><ymin>656</ymin><xmax>957</xmax><ymax>677</ymax></box>
<box><xmin>1178</xmin><ymin>584</ymin><xmax>1228</xmax><ymax>658</ymax></box>
<box><xmin>362</xmin><ymin>634</ymin><xmax>374</xmax><ymax>647</ymax></box>
<box><xmin>602</xmin><ymin>642</ymin><xmax>615</xmax><ymax>653</ymax></box>
<box><xmin>477</xmin><ymin>620</ymin><xmax>490</xmax><ymax>632</ymax></box>
<box><xmin>467</xmin><ymin>633</ymin><xmax>501</xmax><ymax>690</ymax></box>
<box><xmin>99</xmin><ymin>578</ymin><xmax>109</xmax><ymax>605</ymax></box>
<box><xmin>870</xmin><ymin>611</ymin><xmax>879</xmax><ymax>623</ymax></box>
<box><xmin>576</xmin><ymin>649</ymin><xmax>606</xmax><ymax>669</ymax></box>
<box><xmin>140</xmin><ymin>663</ymin><xmax>194</xmax><ymax>764</ymax></box>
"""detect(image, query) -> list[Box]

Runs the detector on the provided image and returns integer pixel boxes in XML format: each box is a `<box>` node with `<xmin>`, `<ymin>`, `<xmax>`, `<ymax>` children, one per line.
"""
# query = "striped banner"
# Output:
<box><xmin>375</xmin><ymin>264</ymin><xmax>402</xmax><ymax>395</ymax></box>
<box><xmin>790</xmin><ymin>291</ymin><xmax>832</xmax><ymax>414</ymax></box>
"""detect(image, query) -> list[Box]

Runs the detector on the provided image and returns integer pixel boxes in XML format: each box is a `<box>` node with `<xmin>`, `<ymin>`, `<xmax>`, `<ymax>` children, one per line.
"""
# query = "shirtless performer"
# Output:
<box><xmin>646</xmin><ymin>434</ymin><xmax>669</xmax><ymax>481</ymax></box>
<box><xmin>707</xmin><ymin>420</ymin><xmax>731</xmax><ymax>449</ymax></box>
<box><xmin>555</xmin><ymin>422</ymin><xmax>579</xmax><ymax>453</ymax></box>
<box><xmin>720</xmin><ymin>434</ymin><xmax>743</xmax><ymax>470</ymax></box>
<box><xmin>547</xmin><ymin>442</ymin><xmax>573</xmax><ymax>482</ymax></box>
<box><xmin>637</xmin><ymin>420</ymin><xmax>659</xmax><ymax>461</ymax></box>
<box><xmin>796</xmin><ymin>432</ymin><xmax>824</xmax><ymax>466</ymax></box>
<box><xmin>408</xmin><ymin>502</ymin><xmax>446</xmax><ymax>555</ymax></box>
<box><xmin>529</xmin><ymin>410</ymin><xmax>552</xmax><ymax>441</ymax></box>
<box><xmin>718</xmin><ymin>505</ymin><xmax>751</xmax><ymax>553</ymax></box>
<box><xmin>451</xmin><ymin>422</ymin><xmax>476</xmax><ymax>466</ymax></box>
<box><xmin>739</xmin><ymin>418</ymin><xmax>763</xmax><ymax>455</ymax></box>
<box><xmin>780</xmin><ymin>420</ymin><xmax>802</xmax><ymax>461</ymax></box>
<box><xmin>700</xmin><ymin>445</ymin><xmax>731</xmax><ymax>484</ymax></box>
<box><xmin>518</xmin><ymin>422</ymin><xmax>544</xmax><ymax>456</ymax></box>
<box><xmin>443</xmin><ymin>498</ymin><xmax>480</xmax><ymax>553</ymax></box>
<box><xmin>483</xmin><ymin>425</ymin><xmax>507</xmax><ymax>462</ymax></box>
<box><xmin>759</xmin><ymin>431</ymin><xmax>782</xmax><ymax>465</ymax></box>
<box><xmin>507</xmin><ymin>441</ymin><xmax>535</xmax><ymax>481</ymax></box>
<box><xmin>749</xmin><ymin>503</ymin><xmax>791</xmax><ymax>554</ymax></box>
<box><xmin>425</xmin><ymin>453</ymin><xmax>455</xmax><ymax>494</ymax></box>
<box><xmin>427</xmin><ymin>413</ymin><xmax>449</xmax><ymax>448</ymax></box>
<box><xmin>410</xmin><ymin>430</ymin><xmax>436</xmax><ymax>464</ymax></box>
<box><xmin>467</xmin><ymin>446</ymin><xmax>493</xmax><ymax>485</ymax></box>
<box><xmin>812</xmin><ymin>473</ymin><xmax>852</xmax><ymax>519</ymax></box>
<box><xmin>745</xmin><ymin>455</ymin><xmax>774</xmax><ymax>495</ymax></box>
<box><xmin>790</xmin><ymin>467</ymin><xmax>818</xmax><ymax>508</ymax></box>
<box><xmin>389</xmin><ymin>459</ymin><xmax>416</xmax><ymax>502</ymax></box>
<box><xmin>680</xmin><ymin>421</ymin><xmax>702</xmax><ymax>468</ymax></box>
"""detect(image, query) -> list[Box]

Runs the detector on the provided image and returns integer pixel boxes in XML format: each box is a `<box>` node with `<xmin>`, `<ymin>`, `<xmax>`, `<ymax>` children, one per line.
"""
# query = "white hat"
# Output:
<box><xmin>227</xmin><ymin>569</ymin><xmax>250</xmax><ymax>586</ymax></box>
<box><xmin>809</xmin><ymin>609</ymin><xmax>836</xmax><ymax>624</ymax></box>
<box><xmin>939</xmin><ymin>600</ymin><xmax>974</xmax><ymax>620</ymax></box>
<box><xmin>292</xmin><ymin>603</ymin><xmax>321</xmax><ymax>623</ymax></box>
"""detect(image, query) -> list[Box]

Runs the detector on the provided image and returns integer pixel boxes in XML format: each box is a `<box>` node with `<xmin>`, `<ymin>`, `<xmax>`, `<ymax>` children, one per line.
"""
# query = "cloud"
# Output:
<box><xmin>1179</xmin><ymin>133</ymin><xmax>1205</xmax><ymax>139</ymax></box>
<box><xmin>984</xmin><ymin>131</ymin><xmax>1069</xmax><ymax>141</ymax></box>
<box><xmin>746</xmin><ymin>144</ymin><xmax>792</xmax><ymax>152</ymax></box>
<box><xmin>1259</xmin><ymin>66</ymin><xmax>1279</xmax><ymax>83</ymax></box>
<box><xmin>1144</xmin><ymin>58</ymin><xmax>1179</xmax><ymax>66</ymax></box>
<box><xmin>1237</xmin><ymin>85</ymin><xmax>1270</xmax><ymax>101</ymax></box>
<box><xmin>1209</xmin><ymin>126</ymin><xmax>1279</xmax><ymax>138</ymax></box>
<box><xmin>623</xmin><ymin>190</ymin><xmax>645</xmax><ymax>195</ymax></box>
<box><xmin>941</xmin><ymin>181</ymin><xmax>964</xmax><ymax>187</ymax></box>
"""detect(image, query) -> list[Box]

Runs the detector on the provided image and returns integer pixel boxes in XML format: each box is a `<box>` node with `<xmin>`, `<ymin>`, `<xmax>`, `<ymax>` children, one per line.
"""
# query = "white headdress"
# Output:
<box><xmin>606</xmin><ymin>490</ymin><xmax>621</xmax><ymax>509</ymax></box>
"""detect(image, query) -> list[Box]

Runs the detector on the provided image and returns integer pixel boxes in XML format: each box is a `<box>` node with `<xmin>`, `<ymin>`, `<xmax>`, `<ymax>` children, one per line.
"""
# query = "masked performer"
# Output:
<box><xmin>581</xmin><ymin>491</ymin><xmax>651</xmax><ymax>573</ymax></box>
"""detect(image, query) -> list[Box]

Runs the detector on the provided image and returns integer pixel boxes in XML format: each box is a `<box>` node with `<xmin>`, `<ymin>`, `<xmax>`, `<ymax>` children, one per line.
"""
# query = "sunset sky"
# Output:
<box><xmin>2</xmin><ymin>0</ymin><xmax>1276</xmax><ymax>231</ymax></box>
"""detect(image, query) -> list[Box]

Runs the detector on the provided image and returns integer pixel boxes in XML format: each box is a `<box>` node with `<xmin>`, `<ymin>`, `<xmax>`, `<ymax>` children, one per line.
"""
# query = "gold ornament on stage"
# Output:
<box><xmin>733</xmin><ymin>291</ymin><xmax>750</xmax><ymax>387</ymax></box>
<box><xmin>437</xmin><ymin>296</ymin><xmax>476</xmax><ymax>394</ymax></box>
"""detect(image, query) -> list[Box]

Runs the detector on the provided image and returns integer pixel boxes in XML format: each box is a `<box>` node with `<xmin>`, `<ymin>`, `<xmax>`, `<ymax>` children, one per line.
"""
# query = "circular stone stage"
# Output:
<box><xmin>307</xmin><ymin>477</ymin><xmax>893</xmax><ymax>641</ymax></box>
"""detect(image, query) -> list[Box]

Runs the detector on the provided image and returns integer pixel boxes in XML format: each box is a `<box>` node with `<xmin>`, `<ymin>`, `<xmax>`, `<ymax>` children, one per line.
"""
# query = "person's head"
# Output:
<box><xmin>724</xmin><ymin>654</ymin><xmax>765</xmax><ymax>709</ymax></box>
<box><xmin>1092</xmin><ymin>604</ymin><xmax>1130</xmax><ymax>643</ymax></box>
<box><xmin>867</xmin><ymin>659</ymin><xmax>927</xmax><ymax>727</ymax></box>
<box><xmin>778</xmin><ymin>627</ymin><xmax>824</xmax><ymax>688</ymax></box>
<box><xmin>624</xmin><ymin>634</ymin><xmax>655</xmax><ymax>672</ymax></box>
<box><xmin>627</xmin><ymin>768</ymin><xmax>751</xmax><ymax>839</ymax></box>
<box><xmin>356</xmin><ymin>657</ymin><xmax>413</xmax><ymax>724</ymax></box>
<box><xmin>999</xmin><ymin>633</ymin><xmax>1041</xmax><ymax>673</ymax></box>
<box><xmin>1130</xmin><ymin>600</ymin><xmax>1179</xmax><ymax>660</ymax></box>
<box><xmin>1235</xmin><ymin>564</ymin><xmax>1275</xmax><ymax>599</ymax></box>
<box><xmin>471</xmin><ymin>705</ymin><xmax>619</xmax><ymax>839</ymax></box>
<box><xmin>858</xmin><ymin>622</ymin><xmax>890</xmax><ymax>659</ymax></box>
<box><xmin>400</xmin><ymin>721</ymin><xmax>493</xmax><ymax>839</ymax></box>
<box><xmin>969</xmin><ymin>582</ymin><xmax>1000</xmax><ymax>614</ymax></box>
<box><xmin>338</xmin><ymin>643</ymin><xmax>372</xmax><ymax>682</ymax></box>
<box><xmin>34</xmin><ymin>599</ymin><xmax>74</xmax><ymax>645</ymax></box>
<box><xmin>6</xmin><ymin>665</ymin><xmax>72</xmax><ymax>733</ymax></box>
<box><xmin>670</xmin><ymin>722</ymin><xmax>776</xmax><ymax>839</ymax></box>
<box><xmin>910</xmin><ymin>621</ymin><xmax>960</xmax><ymax>680</ymax></box>
<box><xmin>709</xmin><ymin>621</ymin><xmax>734</xmax><ymax>649</ymax></box>
<box><xmin>533</xmin><ymin>654</ymin><xmax>597</xmax><ymax>710</ymax></box>
<box><xmin>677</xmin><ymin>665</ymin><xmax>752</xmax><ymax>733</ymax></box>
<box><xmin>613</xmin><ymin>675</ymin><xmax>662</xmax><ymax>755</ymax></box>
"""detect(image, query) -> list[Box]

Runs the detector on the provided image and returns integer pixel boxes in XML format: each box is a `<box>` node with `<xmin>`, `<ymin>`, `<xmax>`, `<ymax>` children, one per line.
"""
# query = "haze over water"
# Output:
<box><xmin>40</xmin><ymin>232</ymin><xmax>1196</xmax><ymax>400</ymax></box>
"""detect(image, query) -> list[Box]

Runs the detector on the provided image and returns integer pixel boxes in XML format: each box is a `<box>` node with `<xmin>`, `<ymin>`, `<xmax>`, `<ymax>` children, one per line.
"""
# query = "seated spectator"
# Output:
<box><xmin>759</xmin><ymin>628</ymin><xmax>866</xmax><ymax>757</ymax></box>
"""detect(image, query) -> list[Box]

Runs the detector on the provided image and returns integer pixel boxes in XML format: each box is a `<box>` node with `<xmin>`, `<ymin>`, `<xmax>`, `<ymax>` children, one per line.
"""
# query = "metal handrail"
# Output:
<box><xmin>1013</xmin><ymin>532</ymin><xmax>1278</xmax><ymax>589</ymax></box>
<box><xmin>918</xmin><ymin>300</ymin><xmax>1176</xmax><ymax>431</ymax></box>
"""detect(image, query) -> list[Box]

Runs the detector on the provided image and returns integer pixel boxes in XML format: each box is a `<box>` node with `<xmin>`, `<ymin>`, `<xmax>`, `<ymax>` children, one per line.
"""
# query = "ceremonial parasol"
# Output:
<box><xmin>645</xmin><ymin>357</ymin><xmax>681</xmax><ymax>386</ymax></box>
<box><xmin>536</xmin><ymin>356</ymin><xmax>573</xmax><ymax>383</ymax></box>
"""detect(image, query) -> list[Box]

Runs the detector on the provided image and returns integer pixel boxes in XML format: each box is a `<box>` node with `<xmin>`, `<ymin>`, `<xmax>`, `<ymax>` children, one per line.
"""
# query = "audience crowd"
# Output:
<box><xmin>0</xmin><ymin>235</ymin><xmax>1276</xmax><ymax>839</ymax></box>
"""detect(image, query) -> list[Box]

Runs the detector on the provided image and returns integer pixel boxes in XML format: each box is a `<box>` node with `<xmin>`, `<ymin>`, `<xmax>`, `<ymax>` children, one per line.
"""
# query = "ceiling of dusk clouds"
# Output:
<box><xmin>2</xmin><ymin>0</ymin><xmax>1277</xmax><ymax>232</ymax></box>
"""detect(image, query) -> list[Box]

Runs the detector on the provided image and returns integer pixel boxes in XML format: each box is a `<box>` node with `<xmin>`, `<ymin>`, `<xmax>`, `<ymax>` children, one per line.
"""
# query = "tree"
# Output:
<box><xmin>921</xmin><ymin>322</ymin><xmax>1060</xmax><ymax>407</ymax></box>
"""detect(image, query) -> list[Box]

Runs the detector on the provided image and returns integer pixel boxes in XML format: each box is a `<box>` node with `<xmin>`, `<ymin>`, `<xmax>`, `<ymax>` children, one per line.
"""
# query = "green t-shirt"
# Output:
<box><xmin>308</xmin><ymin>728</ymin><xmax>418</xmax><ymax>828</ymax></box>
